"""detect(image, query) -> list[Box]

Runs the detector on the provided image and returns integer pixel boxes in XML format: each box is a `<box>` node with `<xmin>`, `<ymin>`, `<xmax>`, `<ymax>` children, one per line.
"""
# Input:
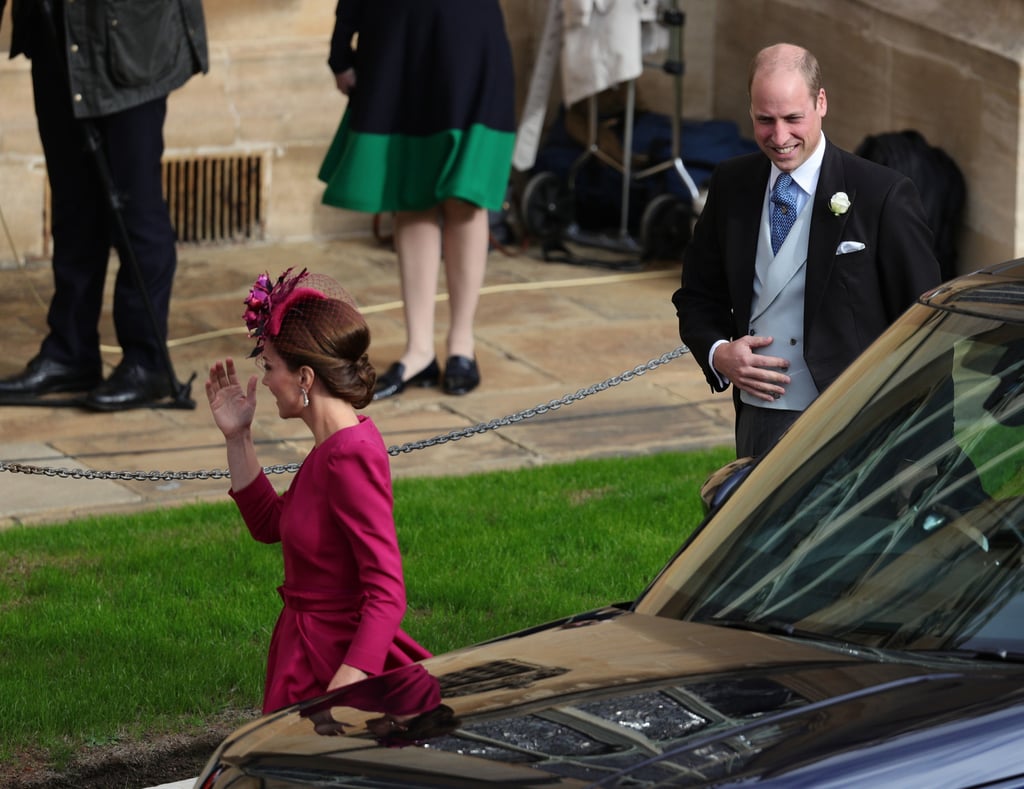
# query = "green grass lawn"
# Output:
<box><xmin>0</xmin><ymin>447</ymin><xmax>732</xmax><ymax>768</ymax></box>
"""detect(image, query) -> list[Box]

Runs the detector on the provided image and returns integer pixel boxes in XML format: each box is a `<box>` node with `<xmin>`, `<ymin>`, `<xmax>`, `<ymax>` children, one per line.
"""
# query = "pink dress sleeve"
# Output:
<box><xmin>229</xmin><ymin>470</ymin><xmax>284</xmax><ymax>544</ymax></box>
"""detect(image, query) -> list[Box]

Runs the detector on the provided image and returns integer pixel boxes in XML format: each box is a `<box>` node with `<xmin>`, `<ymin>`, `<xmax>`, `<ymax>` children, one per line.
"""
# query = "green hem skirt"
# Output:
<box><xmin>318</xmin><ymin>112</ymin><xmax>515</xmax><ymax>214</ymax></box>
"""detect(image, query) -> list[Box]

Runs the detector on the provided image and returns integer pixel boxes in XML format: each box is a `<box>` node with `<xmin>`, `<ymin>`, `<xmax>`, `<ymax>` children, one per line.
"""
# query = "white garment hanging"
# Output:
<box><xmin>561</xmin><ymin>0</ymin><xmax>644</xmax><ymax>107</ymax></box>
<box><xmin>512</xmin><ymin>0</ymin><xmax>666</xmax><ymax>172</ymax></box>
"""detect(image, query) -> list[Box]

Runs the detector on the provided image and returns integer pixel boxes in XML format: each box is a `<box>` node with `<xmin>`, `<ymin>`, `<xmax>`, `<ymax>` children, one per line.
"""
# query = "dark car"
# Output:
<box><xmin>195</xmin><ymin>259</ymin><xmax>1024</xmax><ymax>788</ymax></box>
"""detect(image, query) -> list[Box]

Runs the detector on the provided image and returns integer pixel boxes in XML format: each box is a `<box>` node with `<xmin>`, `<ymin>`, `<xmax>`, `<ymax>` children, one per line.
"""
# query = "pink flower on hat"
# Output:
<box><xmin>243</xmin><ymin>267</ymin><xmax>325</xmax><ymax>356</ymax></box>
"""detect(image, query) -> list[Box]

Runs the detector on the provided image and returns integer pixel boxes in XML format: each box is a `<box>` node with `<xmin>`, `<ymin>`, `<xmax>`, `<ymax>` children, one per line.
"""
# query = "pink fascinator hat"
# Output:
<box><xmin>242</xmin><ymin>267</ymin><xmax>356</xmax><ymax>357</ymax></box>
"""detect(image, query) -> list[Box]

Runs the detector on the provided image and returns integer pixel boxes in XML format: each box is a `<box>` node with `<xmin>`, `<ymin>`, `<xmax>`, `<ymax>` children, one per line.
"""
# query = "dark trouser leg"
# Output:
<box><xmin>30</xmin><ymin>33</ymin><xmax>108</xmax><ymax>372</ymax></box>
<box><xmin>98</xmin><ymin>99</ymin><xmax>177</xmax><ymax>372</ymax></box>
<box><xmin>736</xmin><ymin>403</ymin><xmax>801</xmax><ymax>458</ymax></box>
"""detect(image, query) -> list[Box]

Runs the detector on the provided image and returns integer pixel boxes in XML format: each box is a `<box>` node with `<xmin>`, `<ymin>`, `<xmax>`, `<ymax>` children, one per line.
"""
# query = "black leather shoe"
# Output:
<box><xmin>0</xmin><ymin>355</ymin><xmax>102</xmax><ymax>400</ymax></box>
<box><xmin>84</xmin><ymin>362</ymin><xmax>173</xmax><ymax>411</ymax></box>
<box><xmin>443</xmin><ymin>355</ymin><xmax>480</xmax><ymax>395</ymax></box>
<box><xmin>373</xmin><ymin>358</ymin><xmax>440</xmax><ymax>401</ymax></box>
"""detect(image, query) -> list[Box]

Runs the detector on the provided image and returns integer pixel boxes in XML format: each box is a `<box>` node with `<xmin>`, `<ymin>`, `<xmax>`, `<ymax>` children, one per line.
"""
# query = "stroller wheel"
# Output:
<box><xmin>640</xmin><ymin>193</ymin><xmax>693</xmax><ymax>261</ymax></box>
<box><xmin>521</xmin><ymin>171</ymin><xmax>573</xmax><ymax>242</ymax></box>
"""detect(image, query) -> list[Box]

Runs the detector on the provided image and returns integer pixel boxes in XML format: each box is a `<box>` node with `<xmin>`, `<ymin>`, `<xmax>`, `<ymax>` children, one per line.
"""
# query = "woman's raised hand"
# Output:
<box><xmin>205</xmin><ymin>358</ymin><xmax>258</xmax><ymax>439</ymax></box>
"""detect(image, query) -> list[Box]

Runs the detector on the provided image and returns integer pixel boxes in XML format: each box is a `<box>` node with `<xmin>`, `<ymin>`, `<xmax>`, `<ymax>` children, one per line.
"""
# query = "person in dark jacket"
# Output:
<box><xmin>0</xmin><ymin>0</ymin><xmax>208</xmax><ymax>410</ymax></box>
<box><xmin>673</xmin><ymin>43</ymin><xmax>941</xmax><ymax>458</ymax></box>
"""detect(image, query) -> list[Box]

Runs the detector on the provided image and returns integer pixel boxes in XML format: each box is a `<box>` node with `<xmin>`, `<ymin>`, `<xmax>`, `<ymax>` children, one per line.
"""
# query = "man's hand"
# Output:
<box><xmin>713</xmin><ymin>336</ymin><xmax>791</xmax><ymax>402</ymax></box>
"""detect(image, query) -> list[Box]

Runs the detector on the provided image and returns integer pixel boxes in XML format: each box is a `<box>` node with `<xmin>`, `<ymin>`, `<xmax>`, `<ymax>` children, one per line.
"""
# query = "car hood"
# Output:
<box><xmin>202</xmin><ymin>609</ymin><xmax>1024</xmax><ymax>787</ymax></box>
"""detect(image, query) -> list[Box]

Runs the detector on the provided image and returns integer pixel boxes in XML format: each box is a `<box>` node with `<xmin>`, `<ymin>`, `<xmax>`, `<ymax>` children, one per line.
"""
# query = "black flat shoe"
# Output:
<box><xmin>84</xmin><ymin>362</ymin><xmax>173</xmax><ymax>411</ymax></box>
<box><xmin>0</xmin><ymin>355</ymin><xmax>102</xmax><ymax>400</ymax></box>
<box><xmin>443</xmin><ymin>355</ymin><xmax>480</xmax><ymax>395</ymax></box>
<box><xmin>373</xmin><ymin>358</ymin><xmax>440</xmax><ymax>401</ymax></box>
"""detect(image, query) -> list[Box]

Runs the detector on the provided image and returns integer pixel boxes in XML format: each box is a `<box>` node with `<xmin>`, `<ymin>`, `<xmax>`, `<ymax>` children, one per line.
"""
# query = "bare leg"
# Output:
<box><xmin>392</xmin><ymin>207</ymin><xmax>442</xmax><ymax>379</ymax></box>
<box><xmin>440</xmin><ymin>199</ymin><xmax>489</xmax><ymax>360</ymax></box>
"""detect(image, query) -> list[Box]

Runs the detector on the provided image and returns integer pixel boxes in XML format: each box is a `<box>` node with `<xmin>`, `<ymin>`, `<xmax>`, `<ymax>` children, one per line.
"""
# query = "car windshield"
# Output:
<box><xmin>638</xmin><ymin>302</ymin><xmax>1024</xmax><ymax>658</ymax></box>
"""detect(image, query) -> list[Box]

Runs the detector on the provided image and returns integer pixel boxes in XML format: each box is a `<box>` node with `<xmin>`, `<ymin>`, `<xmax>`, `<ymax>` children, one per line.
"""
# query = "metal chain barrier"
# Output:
<box><xmin>0</xmin><ymin>345</ymin><xmax>689</xmax><ymax>482</ymax></box>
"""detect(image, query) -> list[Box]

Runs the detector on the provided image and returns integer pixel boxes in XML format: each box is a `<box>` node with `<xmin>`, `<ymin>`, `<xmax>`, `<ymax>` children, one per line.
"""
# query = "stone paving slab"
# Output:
<box><xmin>0</xmin><ymin>441</ymin><xmax>141</xmax><ymax>527</ymax></box>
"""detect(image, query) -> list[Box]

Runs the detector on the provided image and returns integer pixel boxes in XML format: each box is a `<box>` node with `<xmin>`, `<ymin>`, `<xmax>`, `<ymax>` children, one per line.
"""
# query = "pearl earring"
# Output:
<box><xmin>301</xmin><ymin>387</ymin><xmax>310</xmax><ymax>407</ymax></box>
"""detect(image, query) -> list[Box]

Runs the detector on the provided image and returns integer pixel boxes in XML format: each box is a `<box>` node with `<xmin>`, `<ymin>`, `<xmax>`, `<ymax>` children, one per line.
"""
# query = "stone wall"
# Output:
<box><xmin>1</xmin><ymin>1</ymin><xmax>1021</xmax><ymax>274</ymax></box>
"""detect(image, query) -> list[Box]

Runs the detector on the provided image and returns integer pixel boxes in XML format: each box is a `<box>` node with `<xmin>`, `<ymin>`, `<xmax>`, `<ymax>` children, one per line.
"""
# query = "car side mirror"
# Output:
<box><xmin>700</xmin><ymin>456</ymin><xmax>756</xmax><ymax>514</ymax></box>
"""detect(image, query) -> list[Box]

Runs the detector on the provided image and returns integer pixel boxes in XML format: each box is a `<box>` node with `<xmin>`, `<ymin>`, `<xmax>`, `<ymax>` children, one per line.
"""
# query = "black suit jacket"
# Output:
<box><xmin>673</xmin><ymin>139</ymin><xmax>942</xmax><ymax>398</ymax></box>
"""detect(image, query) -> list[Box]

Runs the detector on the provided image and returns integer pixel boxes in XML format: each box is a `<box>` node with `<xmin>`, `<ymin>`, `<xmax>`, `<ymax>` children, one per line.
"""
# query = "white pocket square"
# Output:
<box><xmin>836</xmin><ymin>241</ymin><xmax>866</xmax><ymax>255</ymax></box>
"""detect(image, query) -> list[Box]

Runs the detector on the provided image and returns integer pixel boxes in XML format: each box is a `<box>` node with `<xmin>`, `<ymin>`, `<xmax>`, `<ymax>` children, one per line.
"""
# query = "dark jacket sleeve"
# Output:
<box><xmin>673</xmin><ymin>175</ymin><xmax>732</xmax><ymax>391</ymax></box>
<box><xmin>5</xmin><ymin>0</ymin><xmax>37</xmax><ymax>60</ymax></box>
<box><xmin>328</xmin><ymin>1</ymin><xmax>363</xmax><ymax>74</ymax></box>
<box><xmin>673</xmin><ymin>155</ymin><xmax>764</xmax><ymax>393</ymax></box>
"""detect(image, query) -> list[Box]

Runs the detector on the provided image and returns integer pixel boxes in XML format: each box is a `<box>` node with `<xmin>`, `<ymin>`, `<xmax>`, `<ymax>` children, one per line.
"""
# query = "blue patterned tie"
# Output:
<box><xmin>770</xmin><ymin>173</ymin><xmax>797</xmax><ymax>254</ymax></box>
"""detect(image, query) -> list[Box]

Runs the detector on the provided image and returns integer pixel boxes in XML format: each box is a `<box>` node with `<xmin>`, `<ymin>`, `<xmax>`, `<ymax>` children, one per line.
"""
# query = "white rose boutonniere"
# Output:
<box><xmin>829</xmin><ymin>191</ymin><xmax>851</xmax><ymax>216</ymax></box>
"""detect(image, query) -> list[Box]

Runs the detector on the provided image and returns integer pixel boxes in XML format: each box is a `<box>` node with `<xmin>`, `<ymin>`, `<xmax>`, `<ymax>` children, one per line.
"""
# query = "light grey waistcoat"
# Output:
<box><xmin>740</xmin><ymin>196</ymin><xmax>820</xmax><ymax>411</ymax></box>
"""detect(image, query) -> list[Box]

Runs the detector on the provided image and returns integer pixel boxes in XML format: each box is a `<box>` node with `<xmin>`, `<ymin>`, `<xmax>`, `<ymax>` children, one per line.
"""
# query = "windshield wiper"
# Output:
<box><xmin>909</xmin><ymin>648</ymin><xmax>1024</xmax><ymax>664</ymax></box>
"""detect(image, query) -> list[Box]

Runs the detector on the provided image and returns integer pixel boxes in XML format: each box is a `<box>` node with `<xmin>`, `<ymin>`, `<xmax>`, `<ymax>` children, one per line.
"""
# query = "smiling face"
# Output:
<box><xmin>750</xmin><ymin>62</ymin><xmax>827</xmax><ymax>173</ymax></box>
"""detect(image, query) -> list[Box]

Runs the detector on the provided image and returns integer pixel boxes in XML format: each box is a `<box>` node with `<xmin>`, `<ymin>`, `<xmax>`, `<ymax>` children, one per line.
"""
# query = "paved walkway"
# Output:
<box><xmin>0</xmin><ymin>238</ymin><xmax>734</xmax><ymax>527</ymax></box>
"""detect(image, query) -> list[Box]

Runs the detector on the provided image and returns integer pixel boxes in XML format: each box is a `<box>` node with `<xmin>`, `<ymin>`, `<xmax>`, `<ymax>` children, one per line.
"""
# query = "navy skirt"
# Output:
<box><xmin>319</xmin><ymin>0</ymin><xmax>516</xmax><ymax>213</ymax></box>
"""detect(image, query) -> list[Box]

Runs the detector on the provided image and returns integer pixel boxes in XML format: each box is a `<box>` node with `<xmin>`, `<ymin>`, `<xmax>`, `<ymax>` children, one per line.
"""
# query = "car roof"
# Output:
<box><xmin>922</xmin><ymin>257</ymin><xmax>1024</xmax><ymax>321</ymax></box>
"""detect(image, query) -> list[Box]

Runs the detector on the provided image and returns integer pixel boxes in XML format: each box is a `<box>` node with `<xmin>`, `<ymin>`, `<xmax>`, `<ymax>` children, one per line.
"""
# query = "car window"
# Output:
<box><xmin>640</xmin><ymin>311</ymin><xmax>1024</xmax><ymax>658</ymax></box>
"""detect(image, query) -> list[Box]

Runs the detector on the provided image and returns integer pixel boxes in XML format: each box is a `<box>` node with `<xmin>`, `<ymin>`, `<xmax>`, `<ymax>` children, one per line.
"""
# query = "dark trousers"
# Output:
<box><xmin>29</xmin><ymin>17</ymin><xmax>177</xmax><ymax>372</ymax></box>
<box><xmin>735</xmin><ymin>402</ymin><xmax>801</xmax><ymax>458</ymax></box>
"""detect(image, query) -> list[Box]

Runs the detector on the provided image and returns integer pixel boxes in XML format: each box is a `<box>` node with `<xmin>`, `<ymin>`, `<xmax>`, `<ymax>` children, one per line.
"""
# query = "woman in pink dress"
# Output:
<box><xmin>205</xmin><ymin>268</ymin><xmax>431</xmax><ymax>714</ymax></box>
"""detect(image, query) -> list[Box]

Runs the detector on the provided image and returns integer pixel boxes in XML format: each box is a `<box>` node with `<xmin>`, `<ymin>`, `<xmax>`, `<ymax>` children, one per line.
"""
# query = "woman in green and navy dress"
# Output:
<box><xmin>319</xmin><ymin>0</ymin><xmax>516</xmax><ymax>399</ymax></box>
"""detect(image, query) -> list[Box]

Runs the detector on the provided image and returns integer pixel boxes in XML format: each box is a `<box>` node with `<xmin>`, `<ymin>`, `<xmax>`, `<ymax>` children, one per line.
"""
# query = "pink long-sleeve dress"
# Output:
<box><xmin>230</xmin><ymin>414</ymin><xmax>431</xmax><ymax>713</ymax></box>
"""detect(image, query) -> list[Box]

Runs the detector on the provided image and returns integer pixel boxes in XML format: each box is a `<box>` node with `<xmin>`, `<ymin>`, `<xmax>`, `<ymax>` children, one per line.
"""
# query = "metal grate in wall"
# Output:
<box><xmin>162</xmin><ymin>153</ymin><xmax>265</xmax><ymax>244</ymax></box>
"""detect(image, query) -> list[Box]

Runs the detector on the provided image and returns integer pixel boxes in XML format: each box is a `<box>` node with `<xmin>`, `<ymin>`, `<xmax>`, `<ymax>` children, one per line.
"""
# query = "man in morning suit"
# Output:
<box><xmin>672</xmin><ymin>43</ymin><xmax>942</xmax><ymax>458</ymax></box>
